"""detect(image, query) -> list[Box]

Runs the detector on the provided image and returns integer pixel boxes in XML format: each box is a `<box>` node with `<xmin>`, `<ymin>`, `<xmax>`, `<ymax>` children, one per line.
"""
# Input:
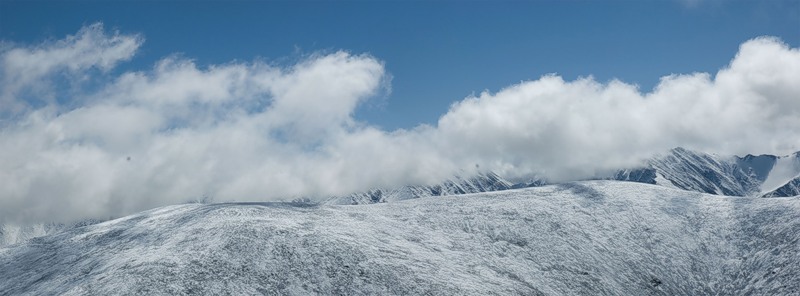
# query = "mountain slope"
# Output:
<box><xmin>1</xmin><ymin>219</ymin><xmax>102</xmax><ymax>248</ymax></box>
<box><xmin>324</xmin><ymin>171</ymin><xmax>522</xmax><ymax>205</ymax></box>
<box><xmin>1</xmin><ymin>223</ymin><xmax>65</xmax><ymax>247</ymax></box>
<box><xmin>648</xmin><ymin>147</ymin><xmax>761</xmax><ymax>196</ymax></box>
<box><xmin>735</xmin><ymin>153</ymin><xmax>778</xmax><ymax>183</ymax></box>
<box><xmin>2</xmin><ymin>181</ymin><xmax>798</xmax><ymax>295</ymax></box>
<box><xmin>763</xmin><ymin>177</ymin><xmax>800</xmax><ymax>198</ymax></box>
<box><xmin>614</xmin><ymin>148</ymin><xmax>800</xmax><ymax>197</ymax></box>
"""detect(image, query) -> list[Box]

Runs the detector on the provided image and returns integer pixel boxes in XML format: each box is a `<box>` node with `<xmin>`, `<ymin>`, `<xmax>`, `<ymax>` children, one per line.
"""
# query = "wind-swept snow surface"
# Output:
<box><xmin>1</xmin><ymin>181</ymin><xmax>798</xmax><ymax>295</ymax></box>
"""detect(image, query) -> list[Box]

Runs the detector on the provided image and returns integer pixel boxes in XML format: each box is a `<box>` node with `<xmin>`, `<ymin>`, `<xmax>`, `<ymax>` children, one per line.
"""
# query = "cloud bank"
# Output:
<box><xmin>1</xmin><ymin>24</ymin><xmax>798</xmax><ymax>222</ymax></box>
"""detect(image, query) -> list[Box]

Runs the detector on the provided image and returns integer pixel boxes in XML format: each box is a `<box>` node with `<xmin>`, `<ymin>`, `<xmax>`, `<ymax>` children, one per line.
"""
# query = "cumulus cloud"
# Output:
<box><xmin>0</xmin><ymin>24</ymin><xmax>798</xmax><ymax>223</ymax></box>
<box><xmin>1</xmin><ymin>23</ymin><xmax>142</xmax><ymax>114</ymax></box>
<box><xmin>437</xmin><ymin>37</ymin><xmax>800</xmax><ymax>180</ymax></box>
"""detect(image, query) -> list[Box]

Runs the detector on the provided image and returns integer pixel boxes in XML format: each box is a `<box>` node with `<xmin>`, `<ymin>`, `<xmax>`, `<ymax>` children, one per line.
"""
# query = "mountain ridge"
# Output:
<box><xmin>611</xmin><ymin>147</ymin><xmax>800</xmax><ymax>198</ymax></box>
<box><xmin>329</xmin><ymin>147</ymin><xmax>800</xmax><ymax>207</ymax></box>
<box><xmin>323</xmin><ymin>171</ymin><xmax>537</xmax><ymax>205</ymax></box>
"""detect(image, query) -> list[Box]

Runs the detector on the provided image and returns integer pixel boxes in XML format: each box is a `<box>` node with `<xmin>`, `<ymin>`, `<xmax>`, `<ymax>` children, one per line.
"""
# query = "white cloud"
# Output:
<box><xmin>0</xmin><ymin>23</ymin><xmax>142</xmax><ymax>114</ymax></box>
<box><xmin>0</xmin><ymin>24</ymin><xmax>798</xmax><ymax>223</ymax></box>
<box><xmin>435</xmin><ymin>36</ymin><xmax>800</xmax><ymax>181</ymax></box>
<box><xmin>264</xmin><ymin>52</ymin><xmax>387</xmax><ymax>141</ymax></box>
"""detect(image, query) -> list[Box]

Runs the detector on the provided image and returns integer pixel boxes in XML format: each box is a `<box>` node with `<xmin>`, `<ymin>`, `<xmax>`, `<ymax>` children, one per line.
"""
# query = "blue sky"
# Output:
<box><xmin>2</xmin><ymin>0</ymin><xmax>797</xmax><ymax>130</ymax></box>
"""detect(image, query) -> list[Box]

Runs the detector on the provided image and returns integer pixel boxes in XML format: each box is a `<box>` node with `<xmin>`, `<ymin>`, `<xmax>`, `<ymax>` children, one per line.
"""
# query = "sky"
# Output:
<box><xmin>1</xmin><ymin>0</ymin><xmax>799</xmax><ymax>222</ymax></box>
<box><xmin>3</xmin><ymin>0</ymin><xmax>798</xmax><ymax>130</ymax></box>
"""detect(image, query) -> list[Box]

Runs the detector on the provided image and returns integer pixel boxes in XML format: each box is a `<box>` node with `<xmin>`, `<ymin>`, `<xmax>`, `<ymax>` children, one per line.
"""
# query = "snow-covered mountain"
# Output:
<box><xmin>330</xmin><ymin>148</ymin><xmax>800</xmax><ymax>206</ymax></box>
<box><xmin>763</xmin><ymin>177</ymin><xmax>800</xmax><ymax>198</ymax></box>
<box><xmin>324</xmin><ymin>171</ymin><xmax>533</xmax><ymax>205</ymax></box>
<box><xmin>0</xmin><ymin>219</ymin><xmax>102</xmax><ymax>248</ymax></box>
<box><xmin>613</xmin><ymin>148</ymin><xmax>800</xmax><ymax>197</ymax></box>
<box><xmin>1</xmin><ymin>223</ymin><xmax>65</xmax><ymax>247</ymax></box>
<box><xmin>1</xmin><ymin>181</ymin><xmax>797</xmax><ymax>295</ymax></box>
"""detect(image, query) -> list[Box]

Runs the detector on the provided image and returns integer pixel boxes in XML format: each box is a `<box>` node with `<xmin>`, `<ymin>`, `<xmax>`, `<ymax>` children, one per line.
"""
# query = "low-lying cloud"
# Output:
<box><xmin>1</xmin><ymin>23</ymin><xmax>798</xmax><ymax>222</ymax></box>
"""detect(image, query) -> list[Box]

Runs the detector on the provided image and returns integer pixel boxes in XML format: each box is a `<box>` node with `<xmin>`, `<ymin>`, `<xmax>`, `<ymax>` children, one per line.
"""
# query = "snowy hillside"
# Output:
<box><xmin>763</xmin><ymin>177</ymin><xmax>800</xmax><ymax>198</ymax></box>
<box><xmin>2</xmin><ymin>181</ymin><xmax>798</xmax><ymax>295</ymax></box>
<box><xmin>614</xmin><ymin>148</ymin><xmax>800</xmax><ymax>197</ymax></box>
<box><xmin>1</xmin><ymin>223</ymin><xmax>65</xmax><ymax>248</ymax></box>
<box><xmin>0</xmin><ymin>220</ymin><xmax>101</xmax><ymax>248</ymax></box>
<box><xmin>649</xmin><ymin>147</ymin><xmax>761</xmax><ymax>195</ymax></box>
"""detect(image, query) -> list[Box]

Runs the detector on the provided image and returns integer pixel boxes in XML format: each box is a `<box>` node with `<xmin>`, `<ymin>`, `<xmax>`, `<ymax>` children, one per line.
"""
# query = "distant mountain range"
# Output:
<box><xmin>612</xmin><ymin>147</ymin><xmax>800</xmax><ymax>198</ymax></box>
<box><xmin>323</xmin><ymin>171</ymin><xmax>542</xmax><ymax>205</ymax></box>
<box><xmin>325</xmin><ymin>147</ymin><xmax>800</xmax><ymax>205</ymax></box>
